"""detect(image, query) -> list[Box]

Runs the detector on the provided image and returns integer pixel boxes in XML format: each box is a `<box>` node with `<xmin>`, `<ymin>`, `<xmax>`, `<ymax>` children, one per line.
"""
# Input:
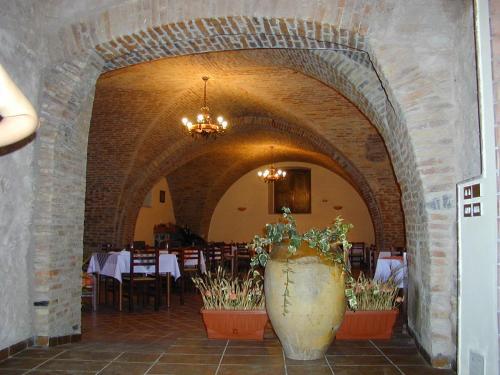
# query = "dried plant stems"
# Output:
<box><xmin>192</xmin><ymin>267</ymin><xmax>265</xmax><ymax>310</ymax></box>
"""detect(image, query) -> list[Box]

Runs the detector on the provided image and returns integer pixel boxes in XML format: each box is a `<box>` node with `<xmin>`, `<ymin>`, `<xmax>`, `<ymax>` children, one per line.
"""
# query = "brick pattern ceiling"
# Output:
<box><xmin>85</xmin><ymin>49</ymin><xmax>404</xmax><ymax>248</ymax></box>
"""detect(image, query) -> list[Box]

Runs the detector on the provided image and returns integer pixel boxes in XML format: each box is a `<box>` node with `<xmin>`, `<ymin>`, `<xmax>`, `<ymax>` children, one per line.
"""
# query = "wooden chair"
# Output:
<box><xmin>349</xmin><ymin>242</ymin><xmax>365</xmax><ymax>267</ymax></box>
<box><xmin>177</xmin><ymin>247</ymin><xmax>201</xmax><ymax>305</ymax></box>
<box><xmin>222</xmin><ymin>243</ymin><xmax>235</xmax><ymax>276</ymax></box>
<box><xmin>367</xmin><ymin>244</ymin><xmax>377</xmax><ymax>277</ymax></box>
<box><xmin>122</xmin><ymin>248</ymin><xmax>160</xmax><ymax>312</ymax></box>
<box><xmin>235</xmin><ymin>242</ymin><xmax>251</xmax><ymax>275</ymax></box>
<box><xmin>206</xmin><ymin>242</ymin><xmax>223</xmax><ymax>272</ymax></box>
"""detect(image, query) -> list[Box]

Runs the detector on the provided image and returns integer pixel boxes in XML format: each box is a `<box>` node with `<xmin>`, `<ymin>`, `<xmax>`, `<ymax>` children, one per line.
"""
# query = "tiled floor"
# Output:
<box><xmin>0</xmin><ymin>294</ymin><xmax>456</xmax><ymax>374</ymax></box>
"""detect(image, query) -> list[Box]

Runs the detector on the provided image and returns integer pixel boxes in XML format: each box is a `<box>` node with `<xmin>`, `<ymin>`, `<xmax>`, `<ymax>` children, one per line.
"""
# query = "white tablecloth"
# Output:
<box><xmin>88</xmin><ymin>250</ymin><xmax>181</xmax><ymax>282</ymax></box>
<box><xmin>373</xmin><ymin>254</ymin><xmax>407</xmax><ymax>288</ymax></box>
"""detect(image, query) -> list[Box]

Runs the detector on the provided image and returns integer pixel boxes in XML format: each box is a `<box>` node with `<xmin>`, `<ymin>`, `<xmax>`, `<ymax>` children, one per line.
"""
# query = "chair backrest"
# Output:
<box><xmin>129</xmin><ymin>248</ymin><xmax>159</xmax><ymax>279</ymax></box>
<box><xmin>207</xmin><ymin>243</ymin><xmax>222</xmax><ymax>263</ymax></box>
<box><xmin>235</xmin><ymin>243</ymin><xmax>250</xmax><ymax>259</ymax></box>
<box><xmin>178</xmin><ymin>247</ymin><xmax>201</xmax><ymax>272</ymax></box>
<box><xmin>350</xmin><ymin>242</ymin><xmax>365</xmax><ymax>255</ymax></box>
<box><xmin>222</xmin><ymin>243</ymin><xmax>233</xmax><ymax>258</ymax></box>
<box><xmin>133</xmin><ymin>241</ymin><xmax>146</xmax><ymax>250</ymax></box>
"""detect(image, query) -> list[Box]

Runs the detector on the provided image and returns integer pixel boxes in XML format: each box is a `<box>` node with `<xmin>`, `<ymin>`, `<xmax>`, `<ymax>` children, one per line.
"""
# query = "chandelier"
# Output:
<box><xmin>181</xmin><ymin>76</ymin><xmax>228</xmax><ymax>138</ymax></box>
<box><xmin>257</xmin><ymin>146</ymin><xmax>287</xmax><ymax>183</ymax></box>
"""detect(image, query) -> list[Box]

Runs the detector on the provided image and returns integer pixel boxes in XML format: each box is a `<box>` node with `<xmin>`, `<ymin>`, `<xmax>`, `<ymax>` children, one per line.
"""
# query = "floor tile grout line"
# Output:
<box><xmin>369</xmin><ymin>340</ymin><xmax>405</xmax><ymax>375</ymax></box>
<box><xmin>23</xmin><ymin>349</ymin><xmax>68</xmax><ymax>374</ymax></box>
<box><xmin>143</xmin><ymin>350</ymin><xmax>166</xmax><ymax>375</ymax></box>
<box><xmin>282</xmin><ymin>347</ymin><xmax>288</xmax><ymax>375</ymax></box>
<box><xmin>325</xmin><ymin>354</ymin><xmax>335</xmax><ymax>374</ymax></box>
<box><xmin>214</xmin><ymin>340</ymin><xmax>229</xmax><ymax>375</ymax></box>
<box><xmin>95</xmin><ymin>351</ymin><xmax>125</xmax><ymax>374</ymax></box>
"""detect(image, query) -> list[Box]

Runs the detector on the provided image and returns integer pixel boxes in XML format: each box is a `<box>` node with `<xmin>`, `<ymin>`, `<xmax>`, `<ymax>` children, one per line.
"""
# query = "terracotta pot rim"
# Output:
<box><xmin>345</xmin><ymin>309</ymin><xmax>399</xmax><ymax>314</ymax></box>
<box><xmin>201</xmin><ymin>308</ymin><xmax>267</xmax><ymax>314</ymax></box>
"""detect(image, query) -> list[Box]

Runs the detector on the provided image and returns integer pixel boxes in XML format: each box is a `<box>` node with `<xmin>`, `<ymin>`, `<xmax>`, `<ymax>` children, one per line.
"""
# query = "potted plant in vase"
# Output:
<box><xmin>192</xmin><ymin>267</ymin><xmax>268</xmax><ymax>340</ymax></box>
<box><xmin>250</xmin><ymin>207</ymin><xmax>357</xmax><ymax>360</ymax></box>
<box><xmin>335</xmin><ymin>272</ymin><xmax>403</xmax><ymax>340</ymax></box>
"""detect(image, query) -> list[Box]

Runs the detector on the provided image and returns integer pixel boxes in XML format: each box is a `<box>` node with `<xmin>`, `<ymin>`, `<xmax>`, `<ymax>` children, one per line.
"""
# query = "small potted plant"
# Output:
<box><xmin>250</xmin><ymin>207</ymin><xmax>357</xmax><ymax>360</ymax></box>
<box><xmin>335</xmin><ymin>272</ymin><xmax>403</xmax><ymax>340</ymax></box>
<box><xmin>192</xmin><ymin>267</ymin><xmax>268</xmax><ymax>340</ymax></box>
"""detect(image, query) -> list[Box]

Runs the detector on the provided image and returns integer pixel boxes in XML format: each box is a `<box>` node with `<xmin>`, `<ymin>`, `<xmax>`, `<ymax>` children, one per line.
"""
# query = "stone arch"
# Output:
<box><xmin>115</xmin><ymin>117</ymin><xmax>388</xmax><ymax>250</ymax></box>
<box><xmin>33</xmin><ymin>3</ymin><xmax>465</xmax><ymax>365</ymax></box>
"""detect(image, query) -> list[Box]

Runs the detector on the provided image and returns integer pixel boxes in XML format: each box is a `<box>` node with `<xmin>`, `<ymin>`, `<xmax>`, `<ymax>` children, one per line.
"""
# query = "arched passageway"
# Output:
<box><xmin>22</xmin><ymin>3</ymin><xmax>478</xmax><ymax>368</ymax></box>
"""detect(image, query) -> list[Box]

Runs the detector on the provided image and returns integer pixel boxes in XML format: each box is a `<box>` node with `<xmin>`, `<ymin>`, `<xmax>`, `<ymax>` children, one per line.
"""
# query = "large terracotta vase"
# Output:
<box><xmin>265</xmin><ymin>242</ymin><xmax>346</xmax><ymax>360</ymax></box>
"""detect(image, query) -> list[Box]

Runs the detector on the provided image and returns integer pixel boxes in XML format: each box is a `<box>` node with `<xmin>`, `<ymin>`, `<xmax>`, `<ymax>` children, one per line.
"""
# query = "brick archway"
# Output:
<box><xmin>112</xmin><ymin>116</ymin><xmax>390</xmax><ymax>250</ymax></box>
<box><xmin>34</xmin><ymin>6</ymin><xmax>467</xmax><ymax>366</ymax></box>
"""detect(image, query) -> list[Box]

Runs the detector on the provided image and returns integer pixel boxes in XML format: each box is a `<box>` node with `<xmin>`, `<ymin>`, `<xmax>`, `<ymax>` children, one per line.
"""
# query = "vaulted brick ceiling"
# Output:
<box><xmin>85</xmin><ymin>49</ymin><xmax>404</xmax><ymax>248</ymax></box>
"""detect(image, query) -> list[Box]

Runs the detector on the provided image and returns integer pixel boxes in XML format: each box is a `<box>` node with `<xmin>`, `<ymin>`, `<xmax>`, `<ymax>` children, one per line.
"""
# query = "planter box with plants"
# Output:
<box><xmin>250</xmin><ymin>207</ymin><xmax>357</xmax><ymax>360</ymax></box>
<box><xmin>335</xmin><ymin>272</ymin><xmax>403</xmax><ymax>340</ymax></box>
<box><xmin>192</xmin><ymin>267</ymin><xmax>268</xmax><ymax>340</ymax></box>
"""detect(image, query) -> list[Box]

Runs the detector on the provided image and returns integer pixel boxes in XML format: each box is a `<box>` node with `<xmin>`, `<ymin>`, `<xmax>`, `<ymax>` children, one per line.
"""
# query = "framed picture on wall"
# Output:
<box><xmin>159</xmin><ymin>190</ymin><xmax>166</xmax><ymax>203</ymax></box>
<box><xmin>272</xmin><ymin>168</ymin><xmax>311</xmax><ymax>214</ymax></box>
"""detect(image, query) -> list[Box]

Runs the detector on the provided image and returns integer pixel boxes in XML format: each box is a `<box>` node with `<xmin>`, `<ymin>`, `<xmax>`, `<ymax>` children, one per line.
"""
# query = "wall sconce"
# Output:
<box><xmin>333</xmin><ymin>205</ymin><xmax>343</xmax><ymax>210</ymax></box>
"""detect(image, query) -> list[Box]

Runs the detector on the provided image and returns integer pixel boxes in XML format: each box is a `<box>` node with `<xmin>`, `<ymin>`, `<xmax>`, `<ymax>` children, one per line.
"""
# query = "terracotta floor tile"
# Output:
<box><xmin>287</xmin><ymin>365</ymin><xmax>334</xmax><ymax>375</ymax></box>
<box><xmin>399</xmin><ymin>365</ymin><xmax>456</xmax><ymax>375</ymax></box>
<box><xmin>224</xmin><ymin>346</ymin><xmax>282</xmax><ymax>355</ymax></box>
<box><xmin>326</xmin><ymin>346</ymin><xmax>380</xmax><ymax>355</ymax></box>
<box><xmin>330</xmin><ymin>340</ymin><xmax>375</xmax><ymax>348</ymax></box>
<box><xmin>0</xmin><ymin>294</ymin><xmax>456</xmax><ymax>375</ymax></box>
<box><xmin>115</xmin><ymin>351</ymin><xmax>162</xmax><ymax>362</ymax></box>
<box><xmin>158</xmin><ymin>353</ymin><xmax>221</xmax><ymax>364</ymax></box>
<box><xmin>328</xmin><ymin>355</ymin><xmax>390</xmax><ymax>366</ymax></box>
<box><xmin>378</xmin><ymin>347</ymin><xmax>420</xmax><ymax>355</ymax></box>
<box><xmin>331</xmin><ymin>366</ymin><xmax>401</xmax><ymax>375</ymax></box>
<box><xmin>222</xmin><ymin>354</ymin><xmax>284</xmax><ymax>365</ymax></box>
<box><xmin>12</xmin><ymin>348</ymin><xmax>63</xmax><ymax>359</ymax></box>
<box><xmin>285</xmin><ymin>356</ymin><xmax>328</xmax><ymax>366</ymax></box>
<box><xmin>147</xmin><ymin>363</ymin><xmax>218</xmax><ymax>374</ymax></box>
<box><xmin>165</xmin><ymin>345</ymin><xmax>224</xmax><ymax>355</ymax></box>
<box><xmin>387</xmin><ymin>354</ymin><xmax>428</xmax><ymax>365</ymax></box>
<box><xmin>218</xmin><ymin>364</ymin><xmax>286</xmax><ymax>375</ymax></box>
<box><xmin>0</xmin><ymin>357</ymin><xmax>47</xmax><ymax>370</ymax></box>
<box><xmin>57</xmin><ymin>350</ymin><xmax>120</xmax><ymax>361</ymax></box>
<box><xmin>99</xmin><ymin>361</ymin><xmax>152</xmax><ymax>375</ymax></box>
<box><xmin>37</xmin><ymin>359</ymin><xmax>108</xmax><ymax>372</ymax></box>
<box><xmin>29</xmin><ymin>371</ymin><xmax>95</xmax><ymax>375</ymax></box>
<box><xmin>228</xmin><ymin>339</ymin><xmax>280</xmax><ymax>347</ymax></box>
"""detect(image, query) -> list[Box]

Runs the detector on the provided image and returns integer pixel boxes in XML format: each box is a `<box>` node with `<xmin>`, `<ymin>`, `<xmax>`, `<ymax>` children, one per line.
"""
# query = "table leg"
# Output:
<box><xmin>119</xmin><ymin>282</ymin><xmax>122</xmax><ymax>312</ymax></box>
<box><xmin>167</xmin><ymin>272</ymin><xmax>171</xmax><ymax>308</ymax></box>
<box><xmin>92</xmin><ymin>274</ymin><xmax>97</xmax><ymax>312</ymax></box>
<box><xmin>96</xmin><ymin>274</ymin><xmax>100</xmax><ymax>306</ymax></box>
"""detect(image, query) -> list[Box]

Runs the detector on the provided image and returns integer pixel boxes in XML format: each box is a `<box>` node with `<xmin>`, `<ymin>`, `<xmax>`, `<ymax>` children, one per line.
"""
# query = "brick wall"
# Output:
<box><xmin>18</xmin><ymin>1</ymin><xmax>479</xmax><ymax>367</ymax></box>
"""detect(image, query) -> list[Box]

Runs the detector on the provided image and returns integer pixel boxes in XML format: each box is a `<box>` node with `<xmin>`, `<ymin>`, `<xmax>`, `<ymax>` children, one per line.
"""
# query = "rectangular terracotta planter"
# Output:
<box><xmin>335</xmin><ymin>309</ymin><xmax>399</xmax><ymax>340</ymax></box>
<box><xmin>201</xmin><ymin>309</ymin><xmax>268</xmax><ymax>340</ymax></box>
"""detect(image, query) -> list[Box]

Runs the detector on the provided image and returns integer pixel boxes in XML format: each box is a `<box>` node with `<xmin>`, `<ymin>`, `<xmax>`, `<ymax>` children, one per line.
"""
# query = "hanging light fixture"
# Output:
<box><xmin>181</xmin><ymin>76</ymin><xmax>228</xmax><ymax>138</ymax></box>
<box><xmin>257</xmin><ymin>146</ymin><xmax>287</xmax><ymax>183</ymax></box>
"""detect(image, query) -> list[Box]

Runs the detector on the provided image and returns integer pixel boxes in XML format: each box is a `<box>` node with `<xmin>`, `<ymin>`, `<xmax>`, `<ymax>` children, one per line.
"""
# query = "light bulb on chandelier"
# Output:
<box><xmin>257</xmin><ymin>146</ymin><xmax>287</xmax><ymax>183</ymax></box>
<box><xmin>181</xmin><ymin>76</ymin><xmax>228</xmax><ymax>138</ymax></box>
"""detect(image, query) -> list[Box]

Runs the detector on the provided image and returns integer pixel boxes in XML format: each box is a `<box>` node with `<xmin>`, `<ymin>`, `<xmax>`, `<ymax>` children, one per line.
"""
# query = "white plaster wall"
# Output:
<box><xmin>0</xmin><ymin>1</ymin><xmax>47</xmax><ymax>349</ymax></box>
<box><xmin>209</xmin><ymin>162</ymin><xmax>375</xmax><ymax>244</ymax></box>
<box><xmin>134</xmin><ymin>177</ymin><xmax>176</xmax><ymax>245</ymax></box>
<box><xmin>457</xmin><ymin>1</ymin><xmax>498</xmax><ymax>373</ymax></box>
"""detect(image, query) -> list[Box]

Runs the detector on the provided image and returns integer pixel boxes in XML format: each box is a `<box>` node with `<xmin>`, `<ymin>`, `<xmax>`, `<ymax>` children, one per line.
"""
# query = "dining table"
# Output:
<box><xmin>87</xmin><ymin>249</ymin><xmax>206</xmax><ymax>311</ymax></box>
<box><xmin>373</xmin><ymin>252</ymin><xmax>407</xmax><ymax>288</ymax></box>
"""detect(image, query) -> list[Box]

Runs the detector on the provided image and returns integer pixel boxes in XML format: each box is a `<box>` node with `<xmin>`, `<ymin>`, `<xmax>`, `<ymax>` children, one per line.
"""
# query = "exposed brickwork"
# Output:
<box><xmin>22</xmin><ymin>1</ymin><xmax>480</xmax><ymax>368</ymax></box>
<box><xmin>84</xmin><ymin>54</ymin><xmax>404</xmax><ymax>256</ymax></box>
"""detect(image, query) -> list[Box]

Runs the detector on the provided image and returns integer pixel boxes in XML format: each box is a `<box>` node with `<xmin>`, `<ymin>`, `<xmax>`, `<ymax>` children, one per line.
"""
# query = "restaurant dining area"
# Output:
<box><xmin>1</xmin><ymin>1</ymin><xmax>499</xmax><ymax>374</ymax></box>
